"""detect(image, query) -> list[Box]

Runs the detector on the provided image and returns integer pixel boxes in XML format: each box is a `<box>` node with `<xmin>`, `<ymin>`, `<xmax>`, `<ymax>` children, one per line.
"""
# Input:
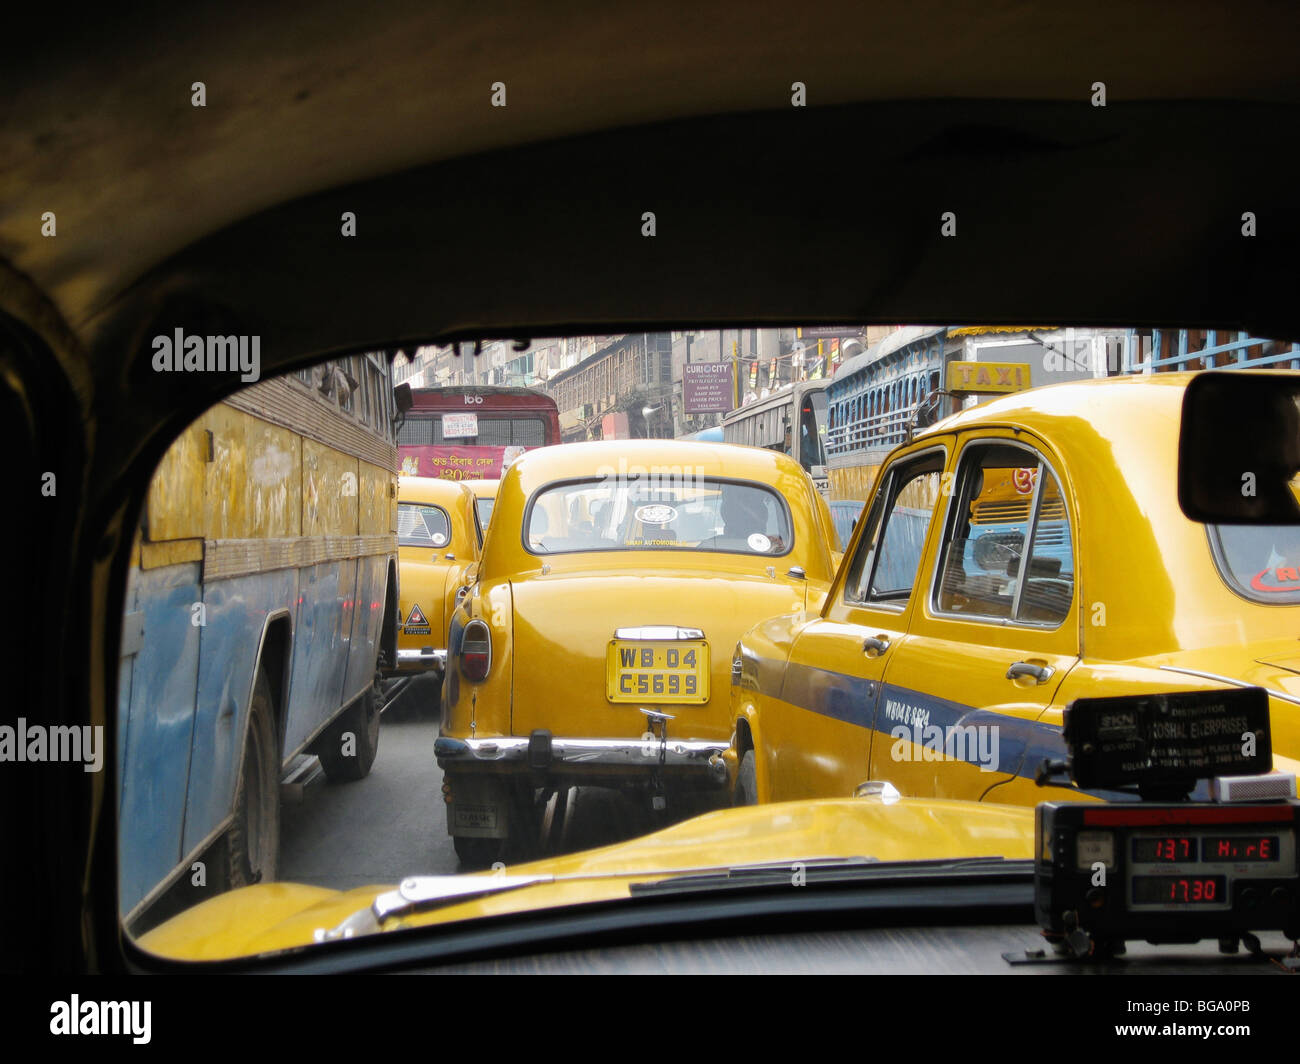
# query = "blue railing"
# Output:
<box><xmin>1121</xmin><ymin>330</ymin><xmax>1300</xmax><ymax>373</ymax></box>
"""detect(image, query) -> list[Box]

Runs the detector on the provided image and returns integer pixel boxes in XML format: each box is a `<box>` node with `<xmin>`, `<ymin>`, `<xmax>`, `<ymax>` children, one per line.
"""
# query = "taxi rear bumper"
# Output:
<box><xmin>435</xmin><ymin>734</ymin><xmax>729</xmax><ymax>786</ymax></box>
<box><xmin>396</xmin><ymin>647</ymin><xmax>446</xmax><ymax>672</ymax></box>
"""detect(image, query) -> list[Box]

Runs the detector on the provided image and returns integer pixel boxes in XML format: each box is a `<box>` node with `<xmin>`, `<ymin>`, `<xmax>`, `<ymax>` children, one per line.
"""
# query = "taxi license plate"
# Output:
<box><xmin>606</xmin><ymin>639</ymin><xmax>709</xmax><ymax>704</ymax></box>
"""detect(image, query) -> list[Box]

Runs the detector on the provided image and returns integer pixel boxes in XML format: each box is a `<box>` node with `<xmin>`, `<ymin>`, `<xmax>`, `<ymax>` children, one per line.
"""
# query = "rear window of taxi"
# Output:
<box><xmin>523</xmin><ymin>477</ymin><xmax>793</xmax><ymax>556</ymax></box>
<box><xmin>398</xmin><ymin>502</ymin><xmax>452</xmax><ymax>548</ymax></box>
<box><xmin>1210</xmin><ymin>525</ymin><xmax>1300</xmax><ymax>605</ymax></box>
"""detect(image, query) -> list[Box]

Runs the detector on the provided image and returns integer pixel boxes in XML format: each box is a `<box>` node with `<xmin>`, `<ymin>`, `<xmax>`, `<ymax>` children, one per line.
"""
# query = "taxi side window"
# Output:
<box><xmin>843</xmin><ymin>451</ymin><xmax>944</xmax><ymax>606</ymax></box>
<box><xmin>933</xmin><ymin>442</ymin><xmax>1075</xmax><ymax>625</ymax></box>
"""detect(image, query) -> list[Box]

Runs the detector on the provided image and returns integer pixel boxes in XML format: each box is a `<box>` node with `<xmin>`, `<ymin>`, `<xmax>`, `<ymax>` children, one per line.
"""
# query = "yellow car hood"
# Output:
<box><xmin>139</xmin><ymin>796</ymin><xmax>1033</xmax><ymax>961</ymax></box>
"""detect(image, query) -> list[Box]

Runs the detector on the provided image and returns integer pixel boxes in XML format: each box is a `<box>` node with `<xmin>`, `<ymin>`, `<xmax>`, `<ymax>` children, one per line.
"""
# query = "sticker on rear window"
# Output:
<box><xmin>636</xmin><ymin>504</ymin><xmax>678</xmax><ymax>526</ymax></box>
<box><xmin>748</xmin><ymin>532</ymin><xmax>772</xmax><ymax>552</ymax></box>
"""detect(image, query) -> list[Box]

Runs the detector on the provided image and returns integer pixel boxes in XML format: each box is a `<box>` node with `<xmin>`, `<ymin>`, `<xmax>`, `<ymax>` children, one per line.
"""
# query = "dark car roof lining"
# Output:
<box><xmin>4</xmin><ymin>2</ymin><xmax>1300</xmax><ymax>974</ymax></box>
<box><xmin>6</xmin><ymin>0</ymin><xmax>1299</xmax><ymax>335</ymax></box>
<box><xmin>71</xmin><ymin>96</ymin><xmax>1300</xmax><ymax>512</ymax></box>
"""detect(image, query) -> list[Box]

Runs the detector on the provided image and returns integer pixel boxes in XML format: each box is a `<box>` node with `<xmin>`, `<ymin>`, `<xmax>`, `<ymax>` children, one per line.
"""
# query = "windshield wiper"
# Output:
<box><xmin>316</xmin><ymin>874</ymin><xmax>556</xmax><ymax>941</ymax></box>
<box><xmin>314</xmin><ymin>857</ymin><xmax>1033</xmax><ymax>941</ymax></box>
<box><xmin>628</xmin><ymin>856</ymin><xmax>1034</xmax><ymax>897</ymax></box>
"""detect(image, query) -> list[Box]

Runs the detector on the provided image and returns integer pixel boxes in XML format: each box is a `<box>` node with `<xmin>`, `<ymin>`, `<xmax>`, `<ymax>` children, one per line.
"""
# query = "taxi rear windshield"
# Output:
<box><xmin>1210</xmin><ymin>525</ymin><xmax>1300</xmax><ymax>605</ymax></box>
<box><xmin>398</xmin><ymin>502</ymin><xmax>451</xmax><ymax>548</ymax></box>
<box><xmin>524</xmin><ymin>477</ymin><xmax>792</xmax><ymax>556</ymax></box>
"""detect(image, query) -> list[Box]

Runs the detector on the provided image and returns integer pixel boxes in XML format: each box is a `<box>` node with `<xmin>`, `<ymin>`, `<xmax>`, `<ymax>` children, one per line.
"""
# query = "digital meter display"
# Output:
<box><xmin>1036</xmin><ymin>797</ymin><xmax>1300</xmax><ymax>945</ymax></box>
<box><xmin>1132</xmin><ymin>836</ymin><xmax>1196</xmax><ymax>863</ymax></box>
<box><xmin>1035</xmin><ymin>688</ymin><xmax>1300</xmax><ymax>948</ymax></box>
<box><xmin>1202</xmin><ymin>835</ymin><xmax>1280</xmax><ymax>862</ymax></box>
<box><xmin>1132</xmin><ymin>875</ymin><xmax>1226</xmax><ymax>905</ymax></box>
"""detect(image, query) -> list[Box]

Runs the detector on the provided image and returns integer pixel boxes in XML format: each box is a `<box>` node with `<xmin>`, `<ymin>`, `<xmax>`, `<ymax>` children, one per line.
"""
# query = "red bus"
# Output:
<box><xmin>397</xmin><ymin>385</ymin><xmax>562</xmax><ymax>481</ymax></box>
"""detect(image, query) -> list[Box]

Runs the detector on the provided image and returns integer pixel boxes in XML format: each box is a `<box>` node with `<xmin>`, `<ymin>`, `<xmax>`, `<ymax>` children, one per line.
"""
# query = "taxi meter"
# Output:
<box><xmin>1033</xmin><ymin>686</ymin><xmax>1300</xmax><ymax>957</ymax></box>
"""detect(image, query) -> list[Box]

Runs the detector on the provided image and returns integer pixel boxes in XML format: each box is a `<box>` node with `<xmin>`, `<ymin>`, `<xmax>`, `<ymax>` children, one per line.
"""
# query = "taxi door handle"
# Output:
<box><xmin>1007</xmin><ymin>661</ymin><xmax>1054</xmax><ymax>684</ymax></box>
<box><xmin>863</xmin><ymin>635</ymin><xmax>890</xmax><ymax>656</ymax></box>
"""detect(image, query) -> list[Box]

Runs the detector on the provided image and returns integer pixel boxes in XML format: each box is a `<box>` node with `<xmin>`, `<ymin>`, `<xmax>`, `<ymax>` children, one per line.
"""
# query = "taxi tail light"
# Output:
<box><xmin>461</xmin><ymin>619</ymin><xmax>492</xmax><ymax>681</ymax></box>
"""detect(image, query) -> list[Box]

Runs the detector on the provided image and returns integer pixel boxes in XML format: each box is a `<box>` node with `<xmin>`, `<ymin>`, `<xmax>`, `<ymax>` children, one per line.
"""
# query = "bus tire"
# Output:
<box><xmin>316</xmin><ymin>673</ymin><xmax>382</xmax><ymax>783</ymax></box>
<box><xmin>733</xmin><ymin>750</ymin><xmax>758</xmax><ymax>806</ymax></box>
<box><xmin>228</xmin><ymin>668</ymin><xmax>280</xmax><ymax>888</ymax></box>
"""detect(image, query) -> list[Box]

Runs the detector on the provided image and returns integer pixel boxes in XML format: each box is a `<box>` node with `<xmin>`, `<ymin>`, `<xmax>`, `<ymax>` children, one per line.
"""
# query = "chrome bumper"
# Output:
<box><xmin>397</xmin><ymin>648</ymin><xmax>446</xmax><ymax>671</ymax></box>
<box><xmin>435</xmin><ymin>735</ymin><xmax>729</xmax><ymax>785</ymax></box>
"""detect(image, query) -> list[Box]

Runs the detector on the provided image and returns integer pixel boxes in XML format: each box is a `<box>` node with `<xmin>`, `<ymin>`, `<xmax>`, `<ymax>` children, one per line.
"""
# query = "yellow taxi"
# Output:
<box><xmin>395</xmin><ymin>477</ymin><xmax>483</xmax><ymax>675</ymax></box>
<box><xmin>729</xmin><ymin>372</ymin><xmax>1300</xmax><ymax>809</ymax></box>
<box><xmin>436</xmin><ymin>439</ymin><xmax>840</xmax><ymax>865</ymax></box>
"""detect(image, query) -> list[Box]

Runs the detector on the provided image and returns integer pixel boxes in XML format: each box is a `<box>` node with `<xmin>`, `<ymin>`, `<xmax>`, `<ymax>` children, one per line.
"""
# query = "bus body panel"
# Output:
<box><xmin>341</xmin><ymin>553</ymin><xmax>390</xmax><ymax>708</ymax></box>
<box><xmin>181</xmin><ymin>566</ymin><xmax>299</xmax><ymax>859</ymax></box>
<box><xmin>118</xmin><ymin>562</ymin><xmax>204</xmax><ymax>914</ymax></box>
<box><xmin>282</xmin><ymin>560</ymin><xmax>355</xmax><ymax>754</ymax></box>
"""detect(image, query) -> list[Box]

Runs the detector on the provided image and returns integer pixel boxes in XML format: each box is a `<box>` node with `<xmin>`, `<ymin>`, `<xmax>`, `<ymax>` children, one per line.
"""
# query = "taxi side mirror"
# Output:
<box><xmin>1177</xmin><ymin>371</ymin><xmax>1300</xmax><ymax>524</ymax></box>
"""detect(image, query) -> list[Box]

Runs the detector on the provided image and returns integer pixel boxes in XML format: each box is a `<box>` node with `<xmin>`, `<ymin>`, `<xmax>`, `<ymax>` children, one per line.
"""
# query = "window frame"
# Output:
<box><xmin>926</xmin><ymin>436</ymin><xmax>1077</xmax><ymax>630</ymax></box>
<box><xmin>841</xmin><ymin>445</ymin><xmax>948</xmax><ymax>611</ymax></box>
<box><xmin>397</xmin><ymin>501</ymin><xmax>454</xmax><ymax>549</ymax></box>
<box><xmin>518</xmin><ymin>474</ymin><xmax>796</xmax><ymax>559</ymax></box>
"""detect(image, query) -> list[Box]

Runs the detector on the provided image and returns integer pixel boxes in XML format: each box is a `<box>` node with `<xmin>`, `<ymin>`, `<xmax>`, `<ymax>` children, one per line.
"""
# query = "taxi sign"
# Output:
<box><xmin>946</xmin><ymin>361</ymin><xmax>1032</xmax><ymax>394</ymax></box>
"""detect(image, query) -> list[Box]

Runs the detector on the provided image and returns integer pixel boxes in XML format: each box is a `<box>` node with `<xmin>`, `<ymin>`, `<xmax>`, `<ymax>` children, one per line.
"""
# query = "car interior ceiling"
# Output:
<box><xmin>2</xmin><ymin>1</ymin><xmax>1299</xmax><ymax>971</ymax></box>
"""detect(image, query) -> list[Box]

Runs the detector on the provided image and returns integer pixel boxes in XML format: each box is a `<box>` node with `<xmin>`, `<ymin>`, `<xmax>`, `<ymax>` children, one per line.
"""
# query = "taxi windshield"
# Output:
<box><xmin>523</xmin><ymin>477</ymin><xmax>793</xmax><ymax>556</ymax></box>
<box><xmin>117</xmin><ymin>324</ymin><xmax>1300</xmax><ymax>967</ymax></box>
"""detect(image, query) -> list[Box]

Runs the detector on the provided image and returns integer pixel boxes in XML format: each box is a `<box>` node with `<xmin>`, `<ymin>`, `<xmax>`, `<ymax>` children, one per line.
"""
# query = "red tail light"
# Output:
<box><xmin>461</xmin><ymin>619</ymin><xmax>492</xmax><ymax>681</ymax></box>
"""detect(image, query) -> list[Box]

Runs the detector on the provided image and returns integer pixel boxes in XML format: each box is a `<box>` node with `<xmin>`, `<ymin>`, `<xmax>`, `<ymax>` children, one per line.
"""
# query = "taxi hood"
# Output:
<box><xmin>137</xmin><ymin>796</ymin><xmax>1035</xmax><ymax>962</ymax></box>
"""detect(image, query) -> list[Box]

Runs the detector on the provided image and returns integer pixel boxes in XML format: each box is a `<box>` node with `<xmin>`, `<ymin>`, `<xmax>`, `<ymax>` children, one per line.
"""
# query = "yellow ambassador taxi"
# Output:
<box><xmin>395</xmin><ymin>477</ymin><xmax>483</xmax><ymax>675</ymax></box>
<box><xmin>436</xmin><ymin>439</ymin><xmax>840</xmax><ymax>866</ymax></box>
<box><xmin>730</xmin><ymin>372</ymin><xmax>1300</xmax><ymax>810</ymax></box>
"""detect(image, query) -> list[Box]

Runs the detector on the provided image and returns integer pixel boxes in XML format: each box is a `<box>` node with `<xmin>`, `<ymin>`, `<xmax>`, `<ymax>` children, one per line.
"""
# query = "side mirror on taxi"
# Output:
<box><xmin>1177</xmin><ymin>371</ymin><xmax>1300</xmax><ymax>525</ymax></box>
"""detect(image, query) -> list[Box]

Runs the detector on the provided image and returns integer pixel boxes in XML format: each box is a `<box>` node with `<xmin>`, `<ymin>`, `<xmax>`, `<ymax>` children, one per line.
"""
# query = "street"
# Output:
<box><xmin>279</xmin><ymin>676</ymin><xmax>700</xmax><ymax>889</ymax></box>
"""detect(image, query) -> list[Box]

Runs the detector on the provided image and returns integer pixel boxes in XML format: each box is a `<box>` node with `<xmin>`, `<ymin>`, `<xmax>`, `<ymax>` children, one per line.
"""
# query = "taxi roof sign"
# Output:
<box><xmin>947</xmin><ymin>361</ymin><xmax>1031</xmax><ymax>395</ymax></box>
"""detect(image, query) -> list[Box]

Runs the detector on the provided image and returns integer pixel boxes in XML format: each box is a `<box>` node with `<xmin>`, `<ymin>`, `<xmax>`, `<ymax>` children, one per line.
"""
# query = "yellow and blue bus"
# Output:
<box><xmin>117</xmin><ymin>353</ymin><xmax>400</xmax><ymax>929</ymax></box>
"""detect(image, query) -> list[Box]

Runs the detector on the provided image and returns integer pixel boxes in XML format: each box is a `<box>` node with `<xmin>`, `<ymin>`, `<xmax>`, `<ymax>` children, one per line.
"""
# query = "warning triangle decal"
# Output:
<box><xmin>405</xmin><ymin>604</ymin><xmax>427</xmax><ymax>625</ymax></box>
